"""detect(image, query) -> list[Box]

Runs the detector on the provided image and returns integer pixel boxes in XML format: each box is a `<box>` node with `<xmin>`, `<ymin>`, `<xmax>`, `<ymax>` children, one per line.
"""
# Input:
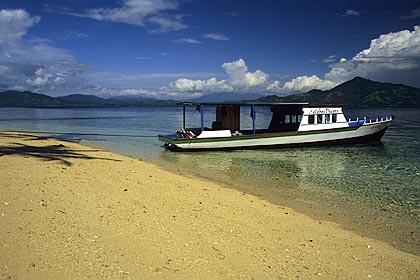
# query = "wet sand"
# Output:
<box><xmin>0</xmin><ymin>131</ymin><xmax>419</xmax><ymax>279</ymax></box>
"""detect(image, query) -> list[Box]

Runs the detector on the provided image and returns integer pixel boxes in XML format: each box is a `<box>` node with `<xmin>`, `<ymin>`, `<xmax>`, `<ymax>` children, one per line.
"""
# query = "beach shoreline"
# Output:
<box><xmin>1</xmin><ymin>130</ymin><xmax>419</xmax><ymax>279</ymax></box>
<box><xmin>146</xmin><ymin>150</ymin><xmax>420</xmax><ymax>257</ymax></box>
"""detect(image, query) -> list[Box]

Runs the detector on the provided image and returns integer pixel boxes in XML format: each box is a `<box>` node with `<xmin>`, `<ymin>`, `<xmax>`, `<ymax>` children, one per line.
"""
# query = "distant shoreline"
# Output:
<box><xmin>1</xmin><ymin>104</ymin><xmax>420</xmax><ymax>109</ymax></box>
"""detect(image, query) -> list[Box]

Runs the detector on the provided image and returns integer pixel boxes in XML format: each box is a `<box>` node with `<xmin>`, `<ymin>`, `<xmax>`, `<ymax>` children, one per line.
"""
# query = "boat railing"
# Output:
<box><xmin>348</xmin><ymin>116</ymin><xmax>393</xmax><ymax>126</ymax></box>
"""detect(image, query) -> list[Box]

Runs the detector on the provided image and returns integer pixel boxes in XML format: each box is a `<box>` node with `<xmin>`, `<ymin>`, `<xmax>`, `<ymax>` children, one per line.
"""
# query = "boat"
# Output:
<box><xmin>158</xmin><ymin>102</ymin><xmax>393</xmax><ymax>151</ymax></box>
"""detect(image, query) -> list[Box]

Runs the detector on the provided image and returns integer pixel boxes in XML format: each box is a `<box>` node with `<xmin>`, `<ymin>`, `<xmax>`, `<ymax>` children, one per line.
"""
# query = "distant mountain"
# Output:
<box><xmin>1</xmin><ymin>77</ymin><xmax>419</xmax><ymax>108</ymax></box>
<box><xmin>0</xmin><ymin>90</ymin><xmax>177</xmax><ymax>107</ymax></box>
<box><xmin>258</xmin><ymin>77</ymin><xmax>420</xmax><ymax>108</ymax></box>
<box><xmin>0</xmin><ymin>90</ymin><xmax>65</xmax><ymax>107</ymax></box>
<box><xmin>57</xmin><ymin>94</ymin><xmax>109</xmax><ymax>105</ymax></box>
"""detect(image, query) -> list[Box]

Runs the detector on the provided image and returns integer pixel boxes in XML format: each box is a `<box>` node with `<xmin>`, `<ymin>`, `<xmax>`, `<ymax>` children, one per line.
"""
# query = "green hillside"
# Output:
<box><xmin>259</xmin><ymin>77</ymin><xmax>420</xmax><ymax>108</ymax></box>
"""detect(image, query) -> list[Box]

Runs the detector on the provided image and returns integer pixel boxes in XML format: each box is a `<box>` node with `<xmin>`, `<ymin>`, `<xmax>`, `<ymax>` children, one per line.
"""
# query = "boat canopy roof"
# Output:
<box><xmin>178</xmin><ymin>101</ymin><xmax>309</xmax><ymax>107</ymax></box>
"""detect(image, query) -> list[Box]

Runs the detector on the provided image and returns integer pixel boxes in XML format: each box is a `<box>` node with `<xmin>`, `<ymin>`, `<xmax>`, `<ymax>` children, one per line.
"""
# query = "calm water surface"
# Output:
<box><xmin>0</xmin><ymin>106</ymin><xmax>419</xmax><ymax>255</ymax></box>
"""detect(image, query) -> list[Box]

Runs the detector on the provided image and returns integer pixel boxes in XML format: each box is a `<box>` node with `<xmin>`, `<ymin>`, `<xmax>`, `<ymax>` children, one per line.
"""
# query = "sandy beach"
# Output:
<box><xmin>0</xmin><ymin>130</ymin><xmax>419</xmax><ymax>279</ymax></box>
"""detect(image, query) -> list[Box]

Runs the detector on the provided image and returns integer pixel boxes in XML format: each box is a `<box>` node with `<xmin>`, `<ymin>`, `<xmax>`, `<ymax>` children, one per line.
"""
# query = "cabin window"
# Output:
<box><xmin>284</xmin><ymin>114</ymin><xmax>300</xmax><ymax>124</ymax></box>
<box><xmin>332</xmin><ymin>114</ymin><xmax>337</xmax><ymax>123</ymax></box>
<box><xmin>325</xmin><ymin>114</ymin><xmax>331</xmax><ymax>123</ymax></box>
<box><xmin>308</xmin><ymin>115</ymin><xmax>315</xmax><ymax>124</ymax></box>
<box><xmin>317</xmin><ymin>114</ymin><xmax>323</xmax><ymax>124</ymax></box>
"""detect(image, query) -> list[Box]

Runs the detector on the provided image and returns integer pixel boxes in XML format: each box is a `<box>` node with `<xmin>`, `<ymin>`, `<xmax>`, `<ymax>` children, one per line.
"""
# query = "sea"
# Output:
<box><xmin>0</xmin><ymin>106</ymin><xmax>419</xmax><ymax>255</ymax></box>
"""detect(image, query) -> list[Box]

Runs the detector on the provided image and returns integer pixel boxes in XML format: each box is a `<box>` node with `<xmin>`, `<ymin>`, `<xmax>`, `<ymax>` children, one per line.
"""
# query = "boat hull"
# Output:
<box><xmin>158</xmin><ymin>121</ymin><xmax>391</xmax><ymax>151</ymax></box>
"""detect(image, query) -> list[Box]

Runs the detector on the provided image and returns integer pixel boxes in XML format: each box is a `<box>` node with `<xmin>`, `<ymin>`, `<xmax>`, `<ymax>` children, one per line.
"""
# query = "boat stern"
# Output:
<box><xmin>158</xmin><ymin>134</ymin><xmax>177</xmax><ymax>144</ymax></box>
<box><xmin>158</xmin><ymin>134</ymin><xmax>190</xmax><ymax>151</ymax></box>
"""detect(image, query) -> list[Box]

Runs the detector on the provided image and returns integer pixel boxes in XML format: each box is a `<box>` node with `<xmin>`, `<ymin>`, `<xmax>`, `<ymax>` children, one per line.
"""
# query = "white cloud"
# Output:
<box><xmin>26</xmin><ymin>73</ymin><xmax>51</xmax><ymax>87</ymax></box>
<box><xmin>266</xmin><ymin>80</ymin><xmax>281</xmax><ymax>92</ymax></box>
<box><xmin>281</xmin><ymin>75</ymin><xmax>337</xmax><ymax>93</ymax></box>
<box><xmin>60</xmin><ymin>0</ymin><xmax>187</xmax><ymax>33</ymax></box>
<box><xmin>165</xmin><ymin>77</ymin><xmax>233</xmax><ymax>93</ymax></box>
<box><xmin>57</xmin><ymin>31</ymin><xmax>89</xmax><ymax>41</ymax></box>
<box><xmin>326</xmin><ymin>26</ymin><xmax>420</xmax><ymax>85</ymax></box>
<box><xmin>161</xmin><ymin>58</ymin><xmax>271</xmax><ymax>96</ymax></box>
<box><xmin>147</xmin><ymin>14</ymin><xmax>187</xmax><ymax>34</ymax></box>
<box><xmin>222</xmin><ymin>59</ymin><xmax>268</xmax><ymax>88</ymax></box>
<box><xmin>132</xmin><ymin>56</ymin><xmax>152</xmax><ymax>60</ymax></box>
<box><xmin>323</xmin><ymin>55</ymin><xmax>337</xmax><ymax>63</ymax></box>
<box><xmin>401</xmin><ymin>5</ymin><xmax>420</xmax><ymax>19</ymax></box>
<box><xmin>204</xmin><ymin>33</ymin><xmax>230</xmax><ymax>41</ymax></box>
<box><xmin>0</xmin><ymin>9</ymin><xmax>40</xmax><ymax>42</ymax></box>
<box><xmin>344</xmin><ymin>10</ymin><xmax>360</xmax><ymax>16</ymax></box>
<box><xmin>172</xmin><ymin>38</ymin><xmax>202</xmax><ymax>44</ymax></box>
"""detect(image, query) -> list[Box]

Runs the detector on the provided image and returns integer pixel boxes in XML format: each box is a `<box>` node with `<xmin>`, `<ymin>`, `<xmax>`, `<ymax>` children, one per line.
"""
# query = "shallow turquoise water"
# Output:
<box><xmin>0</xmin><ymin>106</ymin><xmax>419</xmax><ymax>254</ymax></box>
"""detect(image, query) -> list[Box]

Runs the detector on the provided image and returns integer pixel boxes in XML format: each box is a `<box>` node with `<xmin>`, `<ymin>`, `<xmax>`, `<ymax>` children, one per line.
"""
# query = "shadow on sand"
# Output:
<box><xmin>0</xmin><ymin>132</ymin><xmax>121</xmax><ymax>166</ymax></box>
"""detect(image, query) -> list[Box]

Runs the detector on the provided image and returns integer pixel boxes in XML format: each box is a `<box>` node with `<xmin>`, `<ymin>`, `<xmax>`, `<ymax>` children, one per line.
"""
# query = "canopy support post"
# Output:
<box><xmin>252</xmin><ymin>104</ymin><xmax>256</xmax><ymax>135</ymax></box>
<box><xmin>200</xmin><ymin>104</ymin><xmax>204</xmax><ymax>132</ymax></box>
<box><xmin>183</xmin><ymin>105</ymin><xmax>186</xmax><ymax>129</ymax></box>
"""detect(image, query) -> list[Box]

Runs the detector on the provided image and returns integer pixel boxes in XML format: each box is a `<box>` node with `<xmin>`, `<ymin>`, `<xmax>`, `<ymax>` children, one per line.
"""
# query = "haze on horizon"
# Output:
<box><xmin>0</xmin><ymin>0</ymin><xmax>420</xmax><ymax>100</ymax></box>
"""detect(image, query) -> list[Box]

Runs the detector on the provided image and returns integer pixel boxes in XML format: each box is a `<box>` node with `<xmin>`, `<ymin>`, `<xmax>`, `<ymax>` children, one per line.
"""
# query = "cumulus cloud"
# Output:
<box><xmin>158</xmin><ymin>58</ymin><xmax>339</xmax><ymax>98</ymax></box>
<box><xmin>59</xmin><ymin>0</ymin><xmax>187</xmax><ymax>33</ymax></box>
<box><xmin>0</xmin><ymin>9</ymin><xmax>87</xmax><ymax>94</ymax></box>
<box><xmin>266</xmin><ymin>80</ymin><xmax>281</xmax><ymax>92</ymax></box>
<box><xmin>325</xmin><ymin>26</ymin><xmax>420</xmax><ymax>85</ymax></box>
<box><xmin>165</xmin><ymin>77</ymin><xmax>233</xmax><ymax>93</ymax></box>
<box><xmin>93</xmin><ymin>85</ymin><xmax>164</xmax><ymax>98</ymax></box>
<box><xmin>222</xmin><ymin>59</ymin><xmax>268</xmax><ymax>87</ymax></box>
<box><xmin>162</xmin><ymin>58</ymin><xmax>273</xmax><ymax>96</ymax></box>
<box><xmin>26</xmin><ymin>68</ymin><xmax>52</xmax><ymax>86</ymax></box>
<box><xmin>281</xmin><ymin>75</ymin><xmax>337</xmax><ymax>93</ymax></box>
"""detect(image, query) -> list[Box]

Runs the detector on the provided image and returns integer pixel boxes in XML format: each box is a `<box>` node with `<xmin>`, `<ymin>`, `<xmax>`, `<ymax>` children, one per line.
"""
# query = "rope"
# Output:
<box><xmin>5</xmin><ymin>130</ymin><xmax>157</xmax><ymax>138</ymax></box>
<box><xmin>0</xmin><ymin>116</ymin><xmax>144</xmax><ymax>122</ymax></box>
<box><xmin>396</xmin><ymin>118</ymin><xmax>420</xmax><ymax>125</ymax></box>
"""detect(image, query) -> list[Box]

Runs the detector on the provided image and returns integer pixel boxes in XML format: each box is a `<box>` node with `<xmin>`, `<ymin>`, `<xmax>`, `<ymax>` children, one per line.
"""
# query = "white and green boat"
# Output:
<box><xmin>158</xmin><ymin>102</ymin><xmax>393</xmax><ymax>151</ymax></box>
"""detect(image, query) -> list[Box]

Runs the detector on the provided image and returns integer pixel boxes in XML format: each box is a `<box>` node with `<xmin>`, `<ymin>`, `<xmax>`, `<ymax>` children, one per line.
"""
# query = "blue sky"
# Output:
<box><xmin>0</xmin><ymin>0</ymin><xmax>419</xmax><ymax>99</ymax></box>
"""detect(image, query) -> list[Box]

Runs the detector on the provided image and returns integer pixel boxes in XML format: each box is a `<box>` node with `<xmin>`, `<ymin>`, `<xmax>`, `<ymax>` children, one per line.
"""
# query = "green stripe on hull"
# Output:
<box><xmin>161</xmin><ymin>126</ymin><xmax>360</xmax><ymax>145</ymax></box>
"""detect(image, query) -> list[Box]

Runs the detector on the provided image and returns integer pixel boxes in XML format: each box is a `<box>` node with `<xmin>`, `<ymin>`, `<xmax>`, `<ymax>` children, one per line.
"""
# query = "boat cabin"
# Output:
<box><xmin>299</xmin><ymin>106</ymin><xmax>348</xmax><ymax>132</ymax></box>
<box><xmin>177</xmin><ymin>102</ymin><xmax>351</xmax><ymax>138</ymax></box>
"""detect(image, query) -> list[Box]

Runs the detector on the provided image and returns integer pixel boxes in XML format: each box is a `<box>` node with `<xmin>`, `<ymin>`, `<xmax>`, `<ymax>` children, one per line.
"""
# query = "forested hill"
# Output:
<box><xmin>0</xmin><ymin>91</ymin><xmax>176</xmax><ymax>107</ymax></box>
<box><xmin>258</xmin><ymin>77</ymin><xmax>420</xmax><ymax>108</ymax></box>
